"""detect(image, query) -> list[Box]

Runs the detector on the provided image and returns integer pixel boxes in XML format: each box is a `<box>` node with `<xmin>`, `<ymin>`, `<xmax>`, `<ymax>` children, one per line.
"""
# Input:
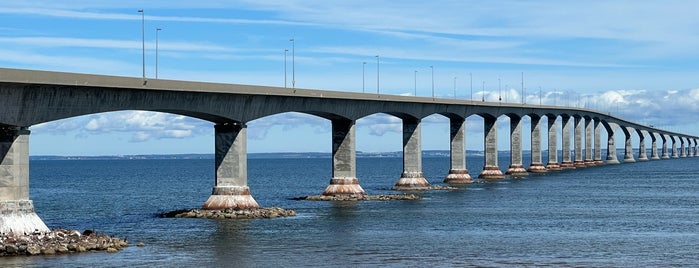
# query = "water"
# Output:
<box><xmin>2</xmin><ymin>155</ymin><xmax>699</xmax><ymax>267</ymax></box>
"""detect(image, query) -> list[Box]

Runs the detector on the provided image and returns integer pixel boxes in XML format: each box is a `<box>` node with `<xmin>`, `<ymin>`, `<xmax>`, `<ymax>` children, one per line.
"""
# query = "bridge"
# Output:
<box><xmin>1</xmin><ymin>68</ymin><xmax>697</xmax><ymax>234</ymax></box>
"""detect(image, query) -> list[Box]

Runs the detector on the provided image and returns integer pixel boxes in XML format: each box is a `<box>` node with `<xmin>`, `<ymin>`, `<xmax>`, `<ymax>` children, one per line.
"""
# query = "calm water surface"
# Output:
<box><xmin>2</xmin><ymin>155</ymin><xmax>698</xmax><ymax>267</ymax></box>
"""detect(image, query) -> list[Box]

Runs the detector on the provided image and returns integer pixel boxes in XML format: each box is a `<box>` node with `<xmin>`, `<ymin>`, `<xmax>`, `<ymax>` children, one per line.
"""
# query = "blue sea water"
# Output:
<box><xmin>2</xmin><ymin>155</ymin><xmax>699</xmax><ymax>267</ymax></box>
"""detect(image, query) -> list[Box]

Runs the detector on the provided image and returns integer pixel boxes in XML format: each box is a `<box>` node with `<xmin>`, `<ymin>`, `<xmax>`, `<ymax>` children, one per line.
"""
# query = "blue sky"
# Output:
<box><xmin>1</xmin><ymin>1</ymin><xmax>699</xmax><ymax>156</ymax></box>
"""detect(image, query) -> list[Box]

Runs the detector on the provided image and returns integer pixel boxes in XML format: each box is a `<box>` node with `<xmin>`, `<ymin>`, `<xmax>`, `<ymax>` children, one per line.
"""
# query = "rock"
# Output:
<box><xmin>137</xmin><ymin>242</ymin><xmax>145</xmax><ymax>247</ymax></box>
<box><xmin>5</xmin><ymin>244</ymin><xmax>18</xmax><ymax>254</ymax></box>
<box><xmin>26</xmin><ymin>245</ymin><xmax>41</xmax><ymax>255</ymax></box>
<box><xmin>107</xmin><ymin>247</ymin><xmax>118</xmax><ymax>253</ymax></box>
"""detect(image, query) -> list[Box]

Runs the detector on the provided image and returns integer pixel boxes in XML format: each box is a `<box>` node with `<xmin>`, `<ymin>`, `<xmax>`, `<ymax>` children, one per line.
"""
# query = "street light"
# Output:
<box><xmin>539</xmin><ymin>86</ymin><xmax>542</xmax><ymax>106</ymax></box>
<box><xmin>470</xmin><ymin>73</ymin><xmax>473</xmax><ymax>101</ymax></box>
<box><xmin>155</xmin><ymin>28</ymin><xmax>161</xmax><ymax>79</ymax></box>
<box><xmin>414</xmin><ymin>70</ymin><xmax>417</xmax><ymax>96</ymax></box>
<box><xmin>482</xmin><ymin>81</ymin><xmax>485</xmax><ymax>102</ymax></box>
<box><xmin>453</xmin><ymin>76</ymin><xmax>457</xmax><ymax>98</ymax></box>
<box><xmin>138</xmin><ymin>9</ymin><xmax>145</xmax><ymax>80</ymax></box>
<box><xmin>498</xmin><ymin>78</ymin><xmax>501</xmax><ymax>103</ymax></box>
<box><xmin>362</xmin><ymin>62</ymin><xmax>366</xmax><ymax>93</ymax></box>
<box><xmin>430</xmin><ymin>65</ymin><xmax>434</xmax><ymax>98</ymax></box>
<box><xmin>376</xmin><ymin>55</ymin><xmax>380</xmax><ymax>94</ymax></box>
<box><xmin>290</xmin><ymin>38</ymin><xmax>295</xmax><ymax>88</ymax></box>
<box><xmin>521</xmin><ymin>72</ymin><xmax>525</xmax><ymax>104</ymax></box>
<box><xmin>284</xmin><ymin>49</ymin><xmax>288</xmax><ymax>88</ymax></box>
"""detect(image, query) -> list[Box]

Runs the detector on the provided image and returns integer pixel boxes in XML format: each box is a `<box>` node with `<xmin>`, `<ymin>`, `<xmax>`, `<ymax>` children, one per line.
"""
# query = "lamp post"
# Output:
<box><xmin>482</xmin><ymin>81</ymin><xmax>485</xmax><ymax>102</ymax></box>
<box><xmin>470</xmin><ymin>72</ymin><xmax>473</xmax><ymax>101</ymax></box>
<box><xmin>498</xmin><ymin>78</ymin><xmax>502</xmax><ymax>103</ymax></box>
<box><xmin>539</xmin><ymin>86</ymin><xmax>542</xmax><ymax>106</ymax></box>
<box><xmin>155</xmin><ymin>27</ymin><xmax>161</xmax><ymax>79</ymax></box>
<box><xmin>430</xmin><ymin>65</ymin><xmax>434</xmax><ymax>98</ymax></box>
<box><xmin>453</xmin><ymin>76</ymin><xmax>457</xmax><ymax>98</ymax></box>
<box><xmin>138</xmin><ymin>9</ymin><xmax>145</xmax><ymax>80</ymax></box>
<box><xmin>376</xmin><ymin>55</ymin><xmax>379</xmax><ymax>94</ymax></box>
<box><xmin>290</xmin><ymin>38</ymin><xmax>295</xmax><ymax>88</ymax></box>
<box><xmin>414</xmin><ymin>70</ymin><xmax>417</xmax><ymax>96</ymax></box>
<box><xmin>284</xmin><ymin>49</ymin><xmax>288</xmax><ymax>88</ymax></box>
<box><xmin>362</xmin><ymin>62</ymin><xmax>366</xmax><ymax>93</ymax></box>
<box><xmin>521</xmin><ymin>72</ymin><xmax>525</xmax><ymax>104</ymax></box>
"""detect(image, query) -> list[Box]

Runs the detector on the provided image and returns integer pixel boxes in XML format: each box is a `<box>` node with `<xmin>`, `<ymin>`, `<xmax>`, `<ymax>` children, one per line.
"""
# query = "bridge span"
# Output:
<box><xmin>1</xmin><ymin>68</ymin><xmax>697</xmax><ymax>234</ymax></box>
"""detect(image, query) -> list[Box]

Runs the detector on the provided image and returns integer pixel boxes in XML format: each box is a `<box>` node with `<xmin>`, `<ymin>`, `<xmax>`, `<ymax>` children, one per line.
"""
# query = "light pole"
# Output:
<box><xmin>362</xmin><ymin>62</ymin><xmax>366</xmax><ymax>93</ymax></box>
<box><xmin>155</xmin><ymin>27</ymin><xmax>161</xmax><ymax>79</ymax></box>
<box><xmin>414</xmin><ymin>70</ymin><xmax>417</xmax><ymax>96</ymax></box>
<box><xmin>284</xmin><ymin>49</ymin><xmax>288</xmax><ymax>88</ymax></box>
<box><xmin>138</xmin><ymin>9</ymin><xmax>145</xmax><ymax>80</ymax></box>
<box><xmin>290</xmin><ymin>38</ymin><xmax>295</xmax><ymax>88</ymax></box>
<box><xmin>453</xmin><ymin>76</ymin><xmax>457</xmax><ymax>98</ymax></box>
<box><xmin>521</xmin><ymin>72</ymin><xmax>525</xmax><ymax>104</ymax></box>
<box><xmin>430</xmin><ymin>65</ymin><xmax>434</xmax><ymax>98</ymax></box>
<box><xmin>376</xmin><ymin>55</ymin><xmax>380</xmax><ymax>94</ymax></box>
<box><xmin>498</xmin><ymin>78</ymin><xmax>502</xmax><ymax>103</ymax></box>
<box><xmin>482</xmin><ymin>81</ymin><xmax>485</xmax><ymax>102</ymax></box>
<box><xmin>470</xmin><ymin>73</ymin><xmax>473</xmax><ymax>101</ymax></box>
<box><xmin>539</xmin><ymin>86</ymin><xmax>542</xmax><ymax>106</ymax></box>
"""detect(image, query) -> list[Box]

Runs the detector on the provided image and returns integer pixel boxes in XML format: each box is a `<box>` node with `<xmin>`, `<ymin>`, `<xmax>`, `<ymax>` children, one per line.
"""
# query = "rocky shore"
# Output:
<box><xmin>294</xmin><ymin>194</ymin><xmax>422</xmax><ymax>201</ymax></box>
<box><xmin>0</xmin><ymin>229</ymin><xmax>128</xmax><ymax>256</ymax></box>
<box><xmin>161</xmin><ymin>207</ymin><xmax>297</xmax><ymax>219</ymax></box>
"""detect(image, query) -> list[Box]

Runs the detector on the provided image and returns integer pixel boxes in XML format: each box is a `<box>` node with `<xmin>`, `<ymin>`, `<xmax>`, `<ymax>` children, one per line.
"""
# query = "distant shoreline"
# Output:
<box><xmin>29</xmin><ymin>149</ymin><xmax>610</xmax><ymax>161</ymax></box>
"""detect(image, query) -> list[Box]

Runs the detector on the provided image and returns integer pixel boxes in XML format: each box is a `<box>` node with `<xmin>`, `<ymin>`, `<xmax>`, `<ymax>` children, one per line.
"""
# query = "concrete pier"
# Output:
<box><xmin>650</xmin><ymin>133</ymin><xmax>660</xmax><ymax>160</ymax></box>
<box><xmin>479</xmin><ymin>116</ymin><xmax>505</xmax><ymax>179</ymax></box>
<box><xmin>0</xmin><ymin>126</ymin><xmax>50</xmax><ymax>234</ymax></box>
<box><xmin>606</xmin><ymin>125</ymin><xmax>620</xmax><ymax>164</ymax></box>
<box><xmin>680</xmin><ymin>138</ymin><xmax>688</xmax><ymax>157</ymax></box>
<box><xmin>573</xmin><ymin>116</ymin><xmax>586</xmax><ymax>167</ymax></box>
<box><xmin>444</xmin><ymin>117</ymin><xmax>473</xmax><ymax>184</ymax></box>
<box><xmin>506</xmin><ymin>115</ymin><xmax>528</xmax><ymax>176</ymax></box>
<box><xmin>593</xmin><ymin>120</ymin><xmax>604</xmax><ymax>165</ymax></box>
<box><xmin>623</xmin><ymin>128</ymin><xmax>636</xmax><ymax>163</ymax></box>
<box><xmin>394</xmin><ymin>118</ymin><xmax>430</xmax><ymax>190</ymax></box>
<box><xmin>546</xmin><ymin>115</ymin><xmax>562</xmax><ymax>171</ymax></box>
<box><xmin>584</xmin><ymin>117</ymin><xmax>595</xmax><ymax>166</ymax></box>
<box><xmin>527</xmin><ymin>115</ymin><xmax>547</xmax><ymax>173</ymax></box>
<box><xmin>671</xmin><ymin>136</ymin><xmax>679</xmax><ymax>158</ymax></box>
<box><xmin>323</xmin><ymin>119</ymin><xmax>366</xmax><ymax>195</ymax></box>
<box><xmin>202</xmin><ymin>123</ymin><xmax>260</xmax><ymax>210</ymax></box>
<box><xmin>560</xmin><ymin>115</ymin><xmax>575</xmax><ymax>169</ymax></box>
<box><xmin>661</xmin><ymin>135</ymin><xmax>670</xmax><ymax>159</ymax></box>
<box><xmin>637</xmin><ymin>130</ymin><xmax>648</xmax><ymax>161</ymax></box>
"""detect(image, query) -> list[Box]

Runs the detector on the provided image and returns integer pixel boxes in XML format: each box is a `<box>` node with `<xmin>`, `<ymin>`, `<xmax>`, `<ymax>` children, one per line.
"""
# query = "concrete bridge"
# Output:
<box><xmin>1</xmin><ymin>68</ymin><xmax>697</xmax><ymax>234</ymax></box>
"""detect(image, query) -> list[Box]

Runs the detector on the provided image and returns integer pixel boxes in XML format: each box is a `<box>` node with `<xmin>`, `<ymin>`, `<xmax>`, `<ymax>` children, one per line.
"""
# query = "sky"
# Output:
<box><xmin>1</xmin><ymin>1</ymin><xmax>699</xmax><ymax>156</ymax></box>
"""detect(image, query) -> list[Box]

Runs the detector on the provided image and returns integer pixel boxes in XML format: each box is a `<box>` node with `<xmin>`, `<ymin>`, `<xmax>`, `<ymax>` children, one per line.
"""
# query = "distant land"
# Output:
<box><xmin>29</xmin><ymin>150</ymin><xmax>465</xmax><ymax>160</ymax></box>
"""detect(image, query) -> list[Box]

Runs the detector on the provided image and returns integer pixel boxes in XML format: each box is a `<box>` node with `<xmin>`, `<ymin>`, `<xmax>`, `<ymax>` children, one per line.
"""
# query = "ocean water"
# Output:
<box><xmin>2</xmin><ymin>154</ymin><xmax>699</xmax><ymax>267</ymax></box>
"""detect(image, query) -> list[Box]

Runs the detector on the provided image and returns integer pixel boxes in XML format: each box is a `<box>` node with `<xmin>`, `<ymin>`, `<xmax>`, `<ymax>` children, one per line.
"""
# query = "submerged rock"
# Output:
<box><xmin>0</xmin><ymin>229</ymin><xmax>128</xmax><ymax>257</ymax></box>
<box><xmin>294</xmin><ymin>194</ymin><xmax>422</xmax><ymax>201</ymax></box>
<box><xmin>161</xmin><ymin>207</ymin><xmax>297</xmax><ymax>219</ymax></box>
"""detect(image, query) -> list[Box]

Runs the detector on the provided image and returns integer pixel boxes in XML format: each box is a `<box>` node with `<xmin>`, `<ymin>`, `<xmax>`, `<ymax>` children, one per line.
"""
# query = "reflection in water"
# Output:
<box><xmin>212</xmin><ymin>219</ymin><xmax>250</xmax><ymax>267</ymax></box>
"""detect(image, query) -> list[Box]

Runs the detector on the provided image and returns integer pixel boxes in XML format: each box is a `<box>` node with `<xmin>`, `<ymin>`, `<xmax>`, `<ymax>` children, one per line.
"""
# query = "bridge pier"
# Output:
<box><xmin>0</xmin><ymin>126</ymin><xmax>49</xmax><ymax>234</ymax></box>
<box><xmin>506</xmin><ymin>116</ymin><xmax>528</xmax><ymax>176</ymax></box>
<box><xmin>661</xmin><ymin>136</ymin><xmax>670</xmax><ymax>159</ymax></box>
<box><xmin>546</xmin><ymin>115</ymin><xmax>561</xmax><ymax>171</ymax></box>
<box><xmin>527</xmin><ymin>115</ymin><xmax>546</xmax><ymax>173</ymax></box>
<box><xmin>623</xmin><ymin>128</ymin><xmax>636</xmax><ymax>163</ymax></box>
<box><xmin>671</xmin><ymin>137</ymin><xmax>679</xmax><ymax>158</ymax></box>
<box><xmin>584</xmin><ymin>117</ymin><xmax>595</xmax><ymax>166</ymax></box>
<box><xmin>606</xmin><ymin>130</ymin><xmax>620</xmax><ymax>164</ymax></box>
<box><xmin>323</xmin><ymin>119</ymin><xmax>365</xmax><ymax>195</ymax></box>
<box><xmin>394</xmin><ymin>118</ymin><xmax>430</xmax><ymax>190</ymax></box>
<box><xmin>573</xmin><ymin>116</ymin><xmax>586</xmax><ymax>167</ymax></box>
<box><xmin>593</xmin><ymin>119</ymin><xmax>604</xmax><ymax>165</ymax></box>
<box><xmin>479</xmin><ymin>116</ymin><xmax>505</xmax><ymax>179</ymax></box>
<box><xmin>444</xmin><ymin>117</ymin><xmax>472</xmax><ymax>184</ymax></box>
<box><xmin>637</xmin><ymin>131</ymin><xmax>648</xmax><ymax>161</ymax></box>
<box><xmin>650</xmin><ymin>134</ymin><xmax>660</xmax><ymax>160</ymax></box>
<box><xmin>202</xmin><ymin>123</ymin><xmax>259</xmax><ymax>210</ymax></box>
<box><xmin>680</xmin><ymin>138</ymin><xmax>688</xmax><ymax>157</ymax></box>
<box><xmin>560</xmin><ymin>115</ymin><xmax>575</xmax><ymax>169</ymax></box>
